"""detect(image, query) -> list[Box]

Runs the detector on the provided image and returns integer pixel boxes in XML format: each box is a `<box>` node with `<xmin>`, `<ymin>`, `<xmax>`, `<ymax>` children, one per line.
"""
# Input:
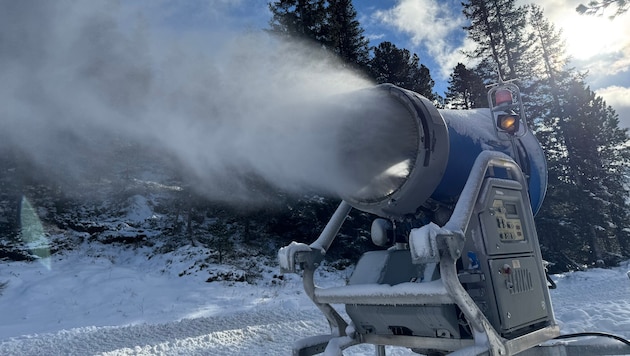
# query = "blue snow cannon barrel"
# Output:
<box><xmin>336</xmin><ymin>84</ymin><xmax>547</xmax><ymax>219</ymax></box>
<box><xmin>432</xmin><ymin>108</ymin><xmax>547</xmax><ymax>214</ymax></box>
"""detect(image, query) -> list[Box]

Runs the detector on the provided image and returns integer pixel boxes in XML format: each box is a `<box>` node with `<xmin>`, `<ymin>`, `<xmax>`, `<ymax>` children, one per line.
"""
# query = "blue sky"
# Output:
<box><xmin>135</xmin><ymin>0</ymin><xmax>630</xmax><ymax>127</ymax></box>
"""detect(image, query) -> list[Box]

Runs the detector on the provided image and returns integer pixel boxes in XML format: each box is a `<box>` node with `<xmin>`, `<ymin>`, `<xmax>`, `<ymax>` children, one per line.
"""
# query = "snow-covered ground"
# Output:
<box><xmin>1</xmin><ymin>242</ymin><xmax>629</xmax><ymax>355</ymax></box>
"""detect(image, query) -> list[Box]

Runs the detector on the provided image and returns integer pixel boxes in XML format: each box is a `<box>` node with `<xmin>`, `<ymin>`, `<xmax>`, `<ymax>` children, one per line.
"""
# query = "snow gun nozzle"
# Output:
<box><xmin>334</xmin><ymin>84</ymin><xmax>546</xmax><ymax>220</ymax></box>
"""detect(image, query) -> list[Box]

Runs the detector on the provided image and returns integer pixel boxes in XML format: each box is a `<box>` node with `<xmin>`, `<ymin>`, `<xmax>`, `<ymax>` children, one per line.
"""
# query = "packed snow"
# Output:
<box><xmin>1</xmin><ymin>188</ymin><xmax>629</xmax><ymax>355</ymax></box>
<box><xmin>1</xmin><ymin>189</ymin><xmax>629</xmax><ymax>355</ymax></box>
<box><xmin>1</xmin><ymin>240</ymin><xmax>629</xmax><ymax>355</ymax></box>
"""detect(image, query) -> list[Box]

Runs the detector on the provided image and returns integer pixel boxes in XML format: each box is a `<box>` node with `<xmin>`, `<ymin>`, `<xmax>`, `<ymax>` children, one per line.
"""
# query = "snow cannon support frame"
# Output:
<box><xmin>278</xmin><ymin>83</ymin><xmax>630</xmax><ymax>355</ymax></box>
<box><xmin>281</xmin><ymin>151</ymin><xmax>562</xmax><ymax>356</ymax></box>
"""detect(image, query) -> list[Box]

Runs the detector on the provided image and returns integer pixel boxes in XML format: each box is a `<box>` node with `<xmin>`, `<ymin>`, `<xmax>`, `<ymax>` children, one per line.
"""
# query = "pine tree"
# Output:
<box><xmin>269</xmin><ymin>0</ymin><xmax>370</xmax><ymax>72</ymax></box>
<box><xmin>325</xmin><ymin>0</ymin><xmax>370</xmax><ymax>70</ymax></box>
<box><xmin>522</xmin><ymin>5</ymin><xmax>579</xmax><ymax>174</ymax></box>
<box><xmin>369</xmin><ymin>41</ymin><xmax>436</xmax><ymax>100</ymax></box>
<box><xmin>520</xmin><ymin>6</ymin><xmax>577</xmax><ymax>259</ymax></box>
<box><xmin>523</xmin><ymin>5</ymin><xmax>630</xmax><ymax>265</ymax></box>
<box><xmin>535</xmin><ymin>79</ymin><xmax>630</xmax><ymax>267</ymax></box>
<box><xmin>462</xmin><ymin>0</ymin><xmax>529</xmax><ymax>81</ymax></box>
<box><xmin>562</xmin><ymin>80</ymin><xmax>630</xmax><ymax>264</ymax></box>
<box><xmin>462</xmin><ymin>1</ymin><xmax>630</xmax><ymax>267</ymax></box>
<box><xmin>445</xmin><ymin>63</ymin><xmax>487</xmax><ymax>109</ymax></box>
<box><xmin>268</xmin><ymin>0</ymin><xmax>328</xmax><ymax>42</ymax></box>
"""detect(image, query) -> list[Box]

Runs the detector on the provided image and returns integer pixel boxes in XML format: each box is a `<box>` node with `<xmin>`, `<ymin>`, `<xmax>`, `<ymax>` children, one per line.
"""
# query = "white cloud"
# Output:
<box><xmin>367</xmin><ymin>33</ymin><xmax>386</xmax><ymax>41</ymax></box>
<box><xmin>596</xmin><ymin>86</ymin><xmax>630</xmax><ymax>128</ymax></box>
<box><xmin>373</xmin><ymin>0</ymin><xmax>461</xmax><ymax>45</ymax></box>
<box><xmin>372</xmin><ymin>0</ymin><xmax>469</xmax><ymax>79</ymax></box>
<box><xmin>610</xmin><ymin>44</ymin><xmax>630</xmax><ymax>75</ymax></box>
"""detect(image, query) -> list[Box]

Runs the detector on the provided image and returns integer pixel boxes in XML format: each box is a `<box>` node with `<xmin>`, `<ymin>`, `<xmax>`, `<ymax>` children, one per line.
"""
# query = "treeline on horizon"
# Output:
<box><xmin>266</xmin><ymin>0</ymin><xmax>630</xmax><ymax>270</ymax></box>
<box><xmin>1</xmin><ymin>0</ymin><xmax>629</xmax><ymax>273</ymax></box>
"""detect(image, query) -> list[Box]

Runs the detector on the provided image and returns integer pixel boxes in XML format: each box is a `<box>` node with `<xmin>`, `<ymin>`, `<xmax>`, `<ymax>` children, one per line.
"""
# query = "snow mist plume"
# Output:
<box><xmin>0</xmin><ymin>1</ymin><xmax>394</xmax><ymax>204</ymax></box>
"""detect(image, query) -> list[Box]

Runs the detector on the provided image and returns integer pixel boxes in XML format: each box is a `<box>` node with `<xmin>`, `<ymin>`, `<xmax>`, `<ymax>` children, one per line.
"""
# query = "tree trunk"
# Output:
<box><xmin>589</xmin><ymin>225</ymin><xmax>605</xmax><ymax>266</ymax></box>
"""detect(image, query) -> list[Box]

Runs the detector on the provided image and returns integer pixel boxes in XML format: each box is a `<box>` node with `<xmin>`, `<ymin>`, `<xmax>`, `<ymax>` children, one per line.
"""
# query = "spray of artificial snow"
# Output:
<box><xmin>0</xmin><ymin>1</ymin><xmax>412</xmax><ymax>204</ymax></box>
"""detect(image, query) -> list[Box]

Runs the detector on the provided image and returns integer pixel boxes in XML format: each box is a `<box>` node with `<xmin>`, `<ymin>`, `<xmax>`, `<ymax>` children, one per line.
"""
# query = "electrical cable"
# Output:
<box><xmin>554</xmin><ymin>332</ymin><xmax>630</xmax><ymax>347</ymax></box>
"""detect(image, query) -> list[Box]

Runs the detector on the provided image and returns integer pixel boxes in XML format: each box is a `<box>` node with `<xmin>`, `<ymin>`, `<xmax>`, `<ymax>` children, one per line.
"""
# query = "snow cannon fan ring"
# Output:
<box><xmin>339</xmin><ymin>84</ymin><xmax>449</xmax><ymax>220</ymax></box>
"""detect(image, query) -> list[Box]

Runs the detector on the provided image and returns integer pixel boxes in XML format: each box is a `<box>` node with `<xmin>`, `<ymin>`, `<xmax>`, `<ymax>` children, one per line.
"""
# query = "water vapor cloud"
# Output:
<box><xmin>1</xmin><ymin>1</ymin><xmax>378</xmax><ymax>204</ymax></box>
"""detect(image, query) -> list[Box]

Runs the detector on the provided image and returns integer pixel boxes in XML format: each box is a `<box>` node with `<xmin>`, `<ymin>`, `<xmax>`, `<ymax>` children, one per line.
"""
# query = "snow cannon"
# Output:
<box><xmin>332</xmin><ymin>83</ymin><xmax>547</xmax><ymax>222</ymax></box>
<box><xmin>278</xmin><ymin>83</ymin><xmax>583</xmax><ymax>356</ymax></box>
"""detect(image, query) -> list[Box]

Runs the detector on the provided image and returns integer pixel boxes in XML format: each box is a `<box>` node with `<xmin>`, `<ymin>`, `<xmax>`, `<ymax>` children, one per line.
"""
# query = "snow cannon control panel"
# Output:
<box><xmin>460</xmin><ymin>177</ymin><xmax>553</xmax><ymax>339</ymax></box>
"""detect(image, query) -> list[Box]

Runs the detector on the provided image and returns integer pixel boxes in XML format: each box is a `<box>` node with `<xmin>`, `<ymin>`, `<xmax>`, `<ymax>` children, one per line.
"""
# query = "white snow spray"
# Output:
<box><xmin>0</xmin><ymin>1</ymin><xmax>409</xmax><ymax>205</ymax></box>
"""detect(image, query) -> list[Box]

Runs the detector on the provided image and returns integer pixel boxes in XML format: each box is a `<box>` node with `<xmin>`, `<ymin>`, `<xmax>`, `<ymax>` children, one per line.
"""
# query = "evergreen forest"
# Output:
<box><xmin>1</xmin><ymin>0</ymin><xmax>629</xmax><ymax>274</ymax></box>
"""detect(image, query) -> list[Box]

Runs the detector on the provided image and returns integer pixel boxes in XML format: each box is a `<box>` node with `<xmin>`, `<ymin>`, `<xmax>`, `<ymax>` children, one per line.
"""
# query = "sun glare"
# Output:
<box><xmin>559</xmin><ymin>14</ymin><xmax>625</xmax><ymax>61</ymax></box>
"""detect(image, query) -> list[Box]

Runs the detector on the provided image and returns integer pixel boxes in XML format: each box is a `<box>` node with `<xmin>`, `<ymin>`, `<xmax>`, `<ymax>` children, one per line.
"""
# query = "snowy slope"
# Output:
<box><xmin>0</xmin><ymin>244</ymin><xmax>629</xmax><ymax>355</ymax></box>
<box><xmin>552</xmin><ymin>261</ymin><xmax>630</xmax><ymax>338</ymax></box>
